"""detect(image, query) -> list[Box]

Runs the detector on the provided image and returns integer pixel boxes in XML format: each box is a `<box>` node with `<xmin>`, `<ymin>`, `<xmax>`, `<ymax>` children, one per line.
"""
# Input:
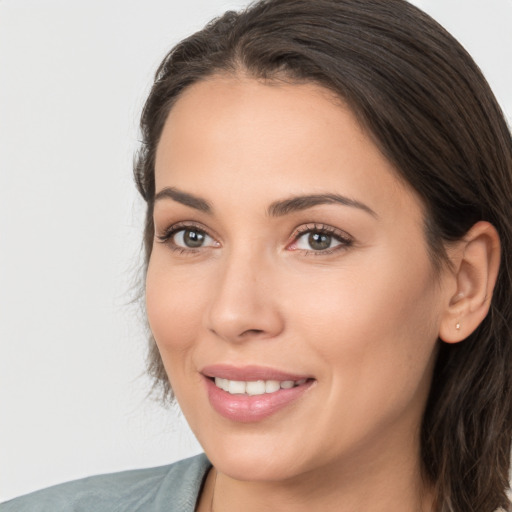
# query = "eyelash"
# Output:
<box><xmin>155</xmin><ymin>222</ymin><xmax>353</xmax><ymax>256</ymax></box>
<box><xmin>289</xmin><ymin>223</ymin><xmax>353</xmax><ymax>256</ymax></box>
<box><xmin>156</xmin><ymin>222</ymin><xmax>215</xmax><ymax>255</ymax></box>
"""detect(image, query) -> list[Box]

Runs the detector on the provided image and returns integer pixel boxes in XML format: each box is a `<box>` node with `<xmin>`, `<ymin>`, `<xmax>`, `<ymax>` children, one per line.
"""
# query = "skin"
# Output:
<box><xmin>146</xmin><ymin>75</ymin><xmax>464</xmax><ymax>511</ymax></box>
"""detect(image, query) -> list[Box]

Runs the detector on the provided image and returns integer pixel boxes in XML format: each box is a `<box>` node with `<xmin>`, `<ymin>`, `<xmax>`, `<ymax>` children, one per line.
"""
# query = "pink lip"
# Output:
<box><xmin>201</xmin><ymin>365</ymin><xmax>315</xmax><ymax>423</ymax></box>
<box><xmin>201</xmin><ymin>364</ymin><xmax>311</xmax><ymax>382</ymax></box>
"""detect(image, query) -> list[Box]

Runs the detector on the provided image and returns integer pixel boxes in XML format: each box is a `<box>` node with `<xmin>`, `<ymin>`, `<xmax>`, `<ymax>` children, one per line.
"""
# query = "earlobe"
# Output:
<box><xmin>439</xmin><ymin>221</ymin><xmax>500</xmax><ymax>344</ymax></box>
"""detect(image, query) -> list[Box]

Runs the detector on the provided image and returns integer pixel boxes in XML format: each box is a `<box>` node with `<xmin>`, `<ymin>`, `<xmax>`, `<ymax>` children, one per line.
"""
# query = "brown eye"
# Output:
<box><xmin>180</xmin><ymin>229</ymin><xmax>206</xmax><ymax>248</ymax></box>
<box><xmin>289</xmin><ymin>225</ymin><xmax>353</xmax><ymax>254</ymax></box>
<box><xmin>295</xmin><ymin>230</ymin><xmax>342</xmax><ymax>252</ymax></box>
<box><xmin>172</xmin><ymin>228</ymin><xmax>214</xmax><ymax>249</ymax></box>
<box><xmin>307</xmin><ymin>232</ymin><xmax>332</xmax><ymax>251</ymax></box>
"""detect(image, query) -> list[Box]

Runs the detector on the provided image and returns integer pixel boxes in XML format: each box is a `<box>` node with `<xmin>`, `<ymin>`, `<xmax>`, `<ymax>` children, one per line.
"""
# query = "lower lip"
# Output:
<box><xmin>204</xmin><ymin>377</ymin><xmax>314</xmax><ymax>423</ymax></box>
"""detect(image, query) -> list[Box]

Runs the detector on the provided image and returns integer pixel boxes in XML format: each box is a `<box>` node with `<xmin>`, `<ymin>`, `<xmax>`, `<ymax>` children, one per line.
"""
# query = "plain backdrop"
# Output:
<box><xmin>1</xmin><ymin>0</ymin><xmax>511</xmax><ymax>502</ymax></box>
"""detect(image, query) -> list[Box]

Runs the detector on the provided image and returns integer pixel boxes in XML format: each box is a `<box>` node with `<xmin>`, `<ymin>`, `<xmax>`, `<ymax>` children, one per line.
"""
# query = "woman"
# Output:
<box><xmin>3</xmin><ymin>0</ymin><xmax>511</xmax><ymax>511</ymax></box>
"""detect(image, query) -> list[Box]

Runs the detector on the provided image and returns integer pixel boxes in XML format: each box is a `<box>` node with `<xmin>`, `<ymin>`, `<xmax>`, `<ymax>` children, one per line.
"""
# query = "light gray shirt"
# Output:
<box><xmin>1</xmin><ymin>454</ymin><xmax>211</xmax><ymax>512</ymax></box>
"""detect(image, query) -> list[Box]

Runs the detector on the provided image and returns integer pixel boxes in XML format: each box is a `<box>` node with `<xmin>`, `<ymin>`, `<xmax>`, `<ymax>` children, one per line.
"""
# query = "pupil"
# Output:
<box><xmin>308</xmin><ymin>232</ymin><xmax>331</xmax><ymax>250</ymax></box>
<box><xmin>184</xmin><ymin>229</ymin><xmax>205</xmax><ymax>248</ymax></box>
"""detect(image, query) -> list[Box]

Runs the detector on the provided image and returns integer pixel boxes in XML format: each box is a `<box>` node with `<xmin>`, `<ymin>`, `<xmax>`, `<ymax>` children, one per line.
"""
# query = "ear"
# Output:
<box><xmin>439</xmin><ymin>221</ymin><xmax>501</xmax><ymax>343</ymax></box>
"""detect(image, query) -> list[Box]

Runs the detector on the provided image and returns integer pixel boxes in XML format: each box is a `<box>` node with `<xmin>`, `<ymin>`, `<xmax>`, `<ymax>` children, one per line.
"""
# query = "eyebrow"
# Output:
<box><xmin>267</xmin><ymin>194</ymin><xmax>377</xmax><ymax>218</ymax></box>
<box><xmin>153</xmin><ymin>187</ymin><xmax>377</xmax><ymax>218</ymax></box>
<box><xmin>154</xmin><ymin>187</ymin><xmax>212</xmax><ymax>213</ymax></box>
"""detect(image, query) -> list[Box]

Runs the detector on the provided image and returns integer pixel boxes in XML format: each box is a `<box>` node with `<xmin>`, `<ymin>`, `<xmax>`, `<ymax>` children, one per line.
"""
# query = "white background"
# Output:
<box><xmin>1</xmin><ymin>0</ymin><xmax>511</xmax><ymax>502</ymax></box>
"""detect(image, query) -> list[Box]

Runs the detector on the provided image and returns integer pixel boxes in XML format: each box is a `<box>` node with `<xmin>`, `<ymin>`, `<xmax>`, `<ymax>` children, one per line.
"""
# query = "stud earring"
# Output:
<box><xmin>455</xmin><ymin>322</ymin><xmax>461</xmax><ymax>330</ymax></box>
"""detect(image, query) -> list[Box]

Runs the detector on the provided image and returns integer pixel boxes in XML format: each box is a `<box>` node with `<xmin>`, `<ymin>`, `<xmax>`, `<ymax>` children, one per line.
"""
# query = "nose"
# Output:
<box><xmin>204</xmin><ymin>250</ymin><xmax>284</xmax><ymax>343</ymax></box>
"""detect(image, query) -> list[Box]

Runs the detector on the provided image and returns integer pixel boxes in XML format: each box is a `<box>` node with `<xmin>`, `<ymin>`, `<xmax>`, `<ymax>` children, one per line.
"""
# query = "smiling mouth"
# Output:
<box><xmin>212</xmin><ymin>377</ymin><xmax>309</xmax><ymax>396</ymax></box>
<box><xmin>203</xmin><ymin>368</ymin><xmax>315</xmax><ymax>422</ymax></box>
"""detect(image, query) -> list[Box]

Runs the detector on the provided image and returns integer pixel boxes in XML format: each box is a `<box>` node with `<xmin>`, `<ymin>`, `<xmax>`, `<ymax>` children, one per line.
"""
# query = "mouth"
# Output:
<box><xmin>210</xmin><ymin>377</ymin><xmax>309</xmax><ymax>395</ymax></box>
<box><xmin>201</xmin><ymin>365</ymin><xmax>315</xmax><ymax>422</ymax></box>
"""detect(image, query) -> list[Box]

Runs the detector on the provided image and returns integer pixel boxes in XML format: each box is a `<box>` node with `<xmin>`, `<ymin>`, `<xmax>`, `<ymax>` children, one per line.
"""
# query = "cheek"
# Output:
<box><xmin>145</xmin><ymin>254</ymin><xmax>208</xmax><ymax>357</ymax></box>
<box><xmin>286</xmin><ymin>251</ymin><xmax>441</xmax><ymax>390</ymax></box>
<box><xmin>145</xmin><ymin>256</ymin><xmax>215</xmax><ymax>405</ymax></box>
<box><xmin>284</xmin><ymin>260</ymin><xmax>441</xmax><ymax>446</ymax></box>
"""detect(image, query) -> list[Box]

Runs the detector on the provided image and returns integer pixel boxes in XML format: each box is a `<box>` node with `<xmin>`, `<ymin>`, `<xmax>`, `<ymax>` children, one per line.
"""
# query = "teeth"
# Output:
<box><xmin>265</xmin><ymin>380</ymin><xmax>280</xmax><ymax>393</ymax></box>
<box><xmin>214</xmin><ymin>378</ymin><xmax>229</xmax><ymax>392</ymax></box>
<box><xmin>214</xmin><ymin>377</ymin><xmax>307</xmax><ymax>395</ymax></box>
<box><xmin>228</xmin><ymin>380</ymin><xmax>246</xmax><ymax>394</ymax></box>
<box><xmin>246</xmin><ymin>380</ymin><xmax>266</xmax><ymax>396</ymax></box>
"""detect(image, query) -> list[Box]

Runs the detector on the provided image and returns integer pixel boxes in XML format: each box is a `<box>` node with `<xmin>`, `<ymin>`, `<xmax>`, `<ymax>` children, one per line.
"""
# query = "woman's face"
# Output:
<box><xmin>146</xmin><ymin>76</ymin><xmax>452</xmax><ymax>482</ymax></box>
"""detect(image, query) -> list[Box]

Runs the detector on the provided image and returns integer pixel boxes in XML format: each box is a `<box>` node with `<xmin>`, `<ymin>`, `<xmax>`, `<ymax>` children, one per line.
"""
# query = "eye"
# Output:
<box><xmin>288</xmin><ymin>224</ymin><xmax>353</xmax><ymax>254</ymax></box>
<box><xmin>156</xmin><ymin>224</ymin><xmax>219</xmax><ymax>252</ymax></box>
<box><xmin>297</xmin><ymin>231</ymin><xmax>339</xmax><ymax>251</ymax></box>
<box><xmin>173</xmin><ymin>228</ymin><xmax>212</xmax><ymax>248</ymax></box>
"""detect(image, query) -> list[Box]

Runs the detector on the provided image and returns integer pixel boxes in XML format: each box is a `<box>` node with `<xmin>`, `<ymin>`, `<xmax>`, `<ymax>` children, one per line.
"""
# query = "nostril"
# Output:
<box><xmin>241</xmin><ymin>329</ymin><xmax>264</xmax><ymax>336</ymax></box>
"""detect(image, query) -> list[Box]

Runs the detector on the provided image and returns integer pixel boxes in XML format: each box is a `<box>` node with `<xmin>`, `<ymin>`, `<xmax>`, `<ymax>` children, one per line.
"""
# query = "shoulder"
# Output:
<box><xmin>0</xmin><ymin>453</ymin><xmax>211</xmax><ymax>512</ymax></box>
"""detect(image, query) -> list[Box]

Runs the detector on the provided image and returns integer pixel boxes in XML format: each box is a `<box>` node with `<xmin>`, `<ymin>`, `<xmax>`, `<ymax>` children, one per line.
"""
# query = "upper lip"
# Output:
<box><xmin>201</xmin><ymin>364</ymin><xmax>312</xmax><ymax>382</ymax></box>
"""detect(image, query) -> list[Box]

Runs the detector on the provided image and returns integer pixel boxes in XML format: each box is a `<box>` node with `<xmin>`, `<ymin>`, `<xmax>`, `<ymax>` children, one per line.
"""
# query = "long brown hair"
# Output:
<box><xmin>133</xmin><ymin>1</ymin><xmax>512</xmax><ymax>510</ymax></box>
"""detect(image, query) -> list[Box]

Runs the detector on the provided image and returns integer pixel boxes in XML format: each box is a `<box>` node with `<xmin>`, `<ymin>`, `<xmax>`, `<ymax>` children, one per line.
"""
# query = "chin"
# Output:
<box><xmin>201</xmin><ymin>433</ymin><xmax>308</xmax><ymax>482</ymax></box>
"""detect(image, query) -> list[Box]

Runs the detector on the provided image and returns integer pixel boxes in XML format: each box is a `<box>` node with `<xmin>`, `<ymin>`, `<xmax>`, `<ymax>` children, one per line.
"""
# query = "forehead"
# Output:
<box><xmin>154</xmin><ymin>75</ymin><xmax>420</xmax><ymax>221</ymax></box>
